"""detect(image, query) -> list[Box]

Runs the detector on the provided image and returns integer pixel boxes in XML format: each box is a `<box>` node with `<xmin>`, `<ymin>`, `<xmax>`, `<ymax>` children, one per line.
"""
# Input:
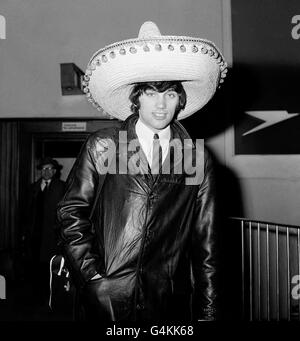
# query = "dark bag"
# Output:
<box><xmin>49</xmin><ymin>254</ymin><xmax>77</xmax><ymax>316</ymax></box>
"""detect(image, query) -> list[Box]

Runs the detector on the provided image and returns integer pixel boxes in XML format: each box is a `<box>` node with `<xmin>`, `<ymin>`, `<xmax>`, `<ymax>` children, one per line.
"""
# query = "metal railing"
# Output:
<box><xmin>230</xmin><ymin>217</ymin><xmax>300</xmax><ymax>321</ymax></box>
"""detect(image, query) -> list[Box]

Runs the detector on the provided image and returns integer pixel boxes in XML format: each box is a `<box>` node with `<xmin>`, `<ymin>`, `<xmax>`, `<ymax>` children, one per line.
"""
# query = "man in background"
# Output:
<box><xmin>24</xmin><ymin>157</ymin><xmax>65</xmax><ymax>306</ymax></box>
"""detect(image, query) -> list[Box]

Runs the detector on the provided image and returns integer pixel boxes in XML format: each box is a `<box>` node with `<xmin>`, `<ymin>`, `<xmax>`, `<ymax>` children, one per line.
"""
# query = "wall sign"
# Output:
<box><xmin>61</xmin><ymin>122</ymin><xmax>87</xmax><ymax>132</ymax></box>
<box><xmin>0</xmin><ymin>14</ymin><xmax>6</xmax><ymax>39</ymax></box>
<box><xmin>231</xmin><ymin>0</ymin><xmax>300</xmax><ymax>155</ymax></box>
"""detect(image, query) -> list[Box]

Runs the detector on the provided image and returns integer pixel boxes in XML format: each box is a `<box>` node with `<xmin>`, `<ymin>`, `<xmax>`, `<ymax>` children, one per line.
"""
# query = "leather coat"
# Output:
<box><xmin>57</xmin><ymin>114</ymin><xmax>219</xmax><ymax>321</ymax></box>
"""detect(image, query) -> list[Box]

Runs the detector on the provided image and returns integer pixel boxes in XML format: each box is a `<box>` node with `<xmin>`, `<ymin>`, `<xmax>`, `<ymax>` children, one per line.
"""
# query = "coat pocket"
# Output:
<box><xmin>83</xmin><ymin>275</ymin><xmax>134</xmax><ymax>321</ymax></box>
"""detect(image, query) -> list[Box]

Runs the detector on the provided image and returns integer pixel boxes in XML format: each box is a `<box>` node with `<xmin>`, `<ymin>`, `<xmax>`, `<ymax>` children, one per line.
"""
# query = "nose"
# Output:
<box><xmin>156</xmin><ymin>93</ymin><xmax>166</xmax><ymax>109</ymax></box>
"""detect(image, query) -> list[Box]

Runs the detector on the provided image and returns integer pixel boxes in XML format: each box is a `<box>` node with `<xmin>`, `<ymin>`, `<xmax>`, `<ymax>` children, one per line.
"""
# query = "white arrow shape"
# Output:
<box><xmin>243</xmin><ymin>110</ymin><xmax>300</xmax><ymax>136</ymax></box>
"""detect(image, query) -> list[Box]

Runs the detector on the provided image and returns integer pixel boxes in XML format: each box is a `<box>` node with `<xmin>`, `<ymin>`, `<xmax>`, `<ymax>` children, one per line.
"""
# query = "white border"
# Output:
<box><xmin>221</xmin><ymin>0</ymin><xmax>300</xmax><ymax>179</ymax></box>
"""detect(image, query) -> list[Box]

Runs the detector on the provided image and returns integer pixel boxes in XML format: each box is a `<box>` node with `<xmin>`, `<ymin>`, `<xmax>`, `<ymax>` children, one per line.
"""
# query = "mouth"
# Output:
<box><xmin>152</xmin><ymin>112</ymin><xmax>168</xmax><ymax>119</ymax></box>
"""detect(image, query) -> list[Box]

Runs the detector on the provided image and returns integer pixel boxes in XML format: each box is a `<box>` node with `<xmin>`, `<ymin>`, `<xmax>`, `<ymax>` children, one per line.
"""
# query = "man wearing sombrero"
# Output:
<box><xmin>57</xmin><ymin>21</ymin><xmax>227</xmax><ymax>322</ymax></box>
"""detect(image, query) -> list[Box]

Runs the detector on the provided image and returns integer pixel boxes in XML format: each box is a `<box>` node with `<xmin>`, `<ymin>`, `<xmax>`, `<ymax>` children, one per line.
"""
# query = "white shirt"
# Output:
<box><xmin>41</xmin><ymin>179</ymin><xmax>51</xmax><ymax>191</ymax></box>
<box><xmin>135</xmin><ymin>119</ymin><xmax>170</xmax><ymax>167</ymax></box>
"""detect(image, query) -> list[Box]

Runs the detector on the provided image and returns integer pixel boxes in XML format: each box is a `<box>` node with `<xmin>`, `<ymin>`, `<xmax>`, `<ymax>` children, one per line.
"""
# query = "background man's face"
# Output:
<box><xmin>40</xmin><ymin>163</ymin><xmax>56</xmax><ymax>180</ymax></box>
<box><xmin>138</xmin><ymin>88</ymin><xmax>179</xmax><ymax>132</ymax></box>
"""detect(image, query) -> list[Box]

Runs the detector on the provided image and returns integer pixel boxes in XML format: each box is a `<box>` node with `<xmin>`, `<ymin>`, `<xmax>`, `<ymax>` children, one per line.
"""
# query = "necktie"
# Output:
<box><xmin>43</xmin><ymin>180</ymin><xmax>50</xmax><ymax>192</ymax></box>
<box><xmin>151</xmin><ymin>133</ymin><xmax>162</xmax><ymax>174</ymax></box>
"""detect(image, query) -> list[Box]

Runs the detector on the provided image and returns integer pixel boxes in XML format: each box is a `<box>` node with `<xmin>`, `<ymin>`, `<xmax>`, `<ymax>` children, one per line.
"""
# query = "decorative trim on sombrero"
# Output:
<box><xmin>83</xmin><ymin>22</ymin><xmax>228</xmax><ymax>120</ymax></box>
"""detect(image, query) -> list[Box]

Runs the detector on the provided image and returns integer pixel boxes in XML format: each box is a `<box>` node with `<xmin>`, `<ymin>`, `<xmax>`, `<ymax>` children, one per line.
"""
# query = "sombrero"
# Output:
<box><xmin>82</xmin><ymin>21</ymin><xmax>228</xmax><ymax>121</ymax></box>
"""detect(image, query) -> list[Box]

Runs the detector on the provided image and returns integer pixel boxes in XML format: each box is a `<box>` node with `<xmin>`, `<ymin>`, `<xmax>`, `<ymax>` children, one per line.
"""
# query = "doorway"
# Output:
<box><xmin>33</xmin><ymin>134</ymin><xmax>86</xmax><ymax>182</ymax></box>
<box><xmin>18</xmin><ymin>118</ymin><xmax>119</xmax><ymax>246</ymax></box>
<box><xmin>19</xmin><ymin>119</ymin><xmax>118</xmax><ymax>184</ymax></box>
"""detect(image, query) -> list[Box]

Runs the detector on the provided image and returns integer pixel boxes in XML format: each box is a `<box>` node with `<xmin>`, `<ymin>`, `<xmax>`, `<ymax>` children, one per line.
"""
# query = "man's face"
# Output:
<box><xmin>138</xmin><ymin>87</ymin><xmax>179</xmax><ymax>132</ymax></box>
<box><xmin>40</xmin><ymin>163</ymin><xmax>56</xmax><ymax>180</ymax></box>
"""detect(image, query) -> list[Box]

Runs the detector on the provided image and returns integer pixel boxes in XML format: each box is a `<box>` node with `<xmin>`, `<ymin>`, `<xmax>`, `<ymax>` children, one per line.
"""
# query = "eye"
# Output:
<box><xmin>145</xmin><ymin>90</ymin><xmax>156</xmax><ymax>97</ymax></box>
<box><xmin>167</xmin><ymin>92</ymin><xmax>178</xmax><ymax>98</ymax></box>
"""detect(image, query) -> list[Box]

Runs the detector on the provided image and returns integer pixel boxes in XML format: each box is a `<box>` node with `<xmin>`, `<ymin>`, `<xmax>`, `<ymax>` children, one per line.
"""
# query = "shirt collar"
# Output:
<box><xmin>135</xmin><ymin>119</ymin><xmax>171</xmax><ymax>144</ymax></box>
<box><xmin>42</xmin><ymin>179</ymin><xmax>51</xmax><ymax>185</ymax></box>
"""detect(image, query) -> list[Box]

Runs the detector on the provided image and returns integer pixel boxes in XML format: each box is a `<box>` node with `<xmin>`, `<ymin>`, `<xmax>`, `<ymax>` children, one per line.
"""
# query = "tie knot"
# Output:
<box><xmin>153</xmin><ymin>133</ymin><xmax>159</xmax><ymax>140</ymax></box>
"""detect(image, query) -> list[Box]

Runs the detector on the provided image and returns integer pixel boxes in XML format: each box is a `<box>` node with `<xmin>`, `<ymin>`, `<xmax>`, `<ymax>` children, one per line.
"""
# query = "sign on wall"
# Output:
<box><xmin>0</xmin><ymin>14</ymin><xmax>5</xmax><ymax>39</ymax></box>
<box><xmin>231</xmin><ymin>0</ymin><xmax>300</xmax><ymax>155</ymax></box>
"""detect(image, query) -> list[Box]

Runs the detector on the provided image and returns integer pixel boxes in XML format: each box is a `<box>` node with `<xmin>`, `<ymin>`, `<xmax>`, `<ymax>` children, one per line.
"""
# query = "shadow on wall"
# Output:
<box><xmin>182</xmin><ymin>62</ymin><xmax>300</xmax><ymax>319</ymax></box>
<box><xmin>182</xmin><ymin>63</ymin><xmax>261</xmax><ymax>139</ymax></box>
<box><xmin>204</xmin><ymin>147</ymin><xmax>245</xmax><ymax>320</ymax></box>
<box><xmin>182</xmin><ymin>66</ymin><xmax>254</xmax><ymax>320</ymax></box>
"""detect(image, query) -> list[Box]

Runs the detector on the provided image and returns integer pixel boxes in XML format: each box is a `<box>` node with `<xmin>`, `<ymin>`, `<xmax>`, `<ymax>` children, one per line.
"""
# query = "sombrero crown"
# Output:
<box><xmin>83</xmin><ymin>21</ymin><xmax>227</xmax><ymax>121</ymax></box>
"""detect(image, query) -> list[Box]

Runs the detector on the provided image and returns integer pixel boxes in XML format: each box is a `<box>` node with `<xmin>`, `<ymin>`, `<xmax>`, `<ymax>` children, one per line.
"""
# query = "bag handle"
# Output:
<box><xmin>58</xmin><ymin>256</ymin><xmax>65</xmax><ymax>276</ymax></box>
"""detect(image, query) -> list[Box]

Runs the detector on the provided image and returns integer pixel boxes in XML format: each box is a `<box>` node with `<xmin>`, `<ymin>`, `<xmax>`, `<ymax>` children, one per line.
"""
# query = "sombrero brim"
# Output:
<box><xmin>83</xmin><ymin>36</ymin><xmax>227</xmax><ymax>120</ymax></box>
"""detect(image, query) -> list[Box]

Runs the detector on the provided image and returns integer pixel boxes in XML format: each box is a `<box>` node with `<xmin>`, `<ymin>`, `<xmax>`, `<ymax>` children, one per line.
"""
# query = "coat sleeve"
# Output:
<box><xmin>57</xmin><ymin>134</ymin><xmax>105</xmax><ymax>288</ymax></box>
<box><xmin>191</xmin><ymin>149</ymin><xmax>220</xmax><ymax>321</ymax></box>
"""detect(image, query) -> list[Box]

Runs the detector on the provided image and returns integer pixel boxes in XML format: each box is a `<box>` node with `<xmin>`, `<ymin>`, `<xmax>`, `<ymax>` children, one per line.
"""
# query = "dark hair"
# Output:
<box><xmin>129</xmin><ymin>81</ymin><xmax>187</xmax><ymax>116</ymax></box>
